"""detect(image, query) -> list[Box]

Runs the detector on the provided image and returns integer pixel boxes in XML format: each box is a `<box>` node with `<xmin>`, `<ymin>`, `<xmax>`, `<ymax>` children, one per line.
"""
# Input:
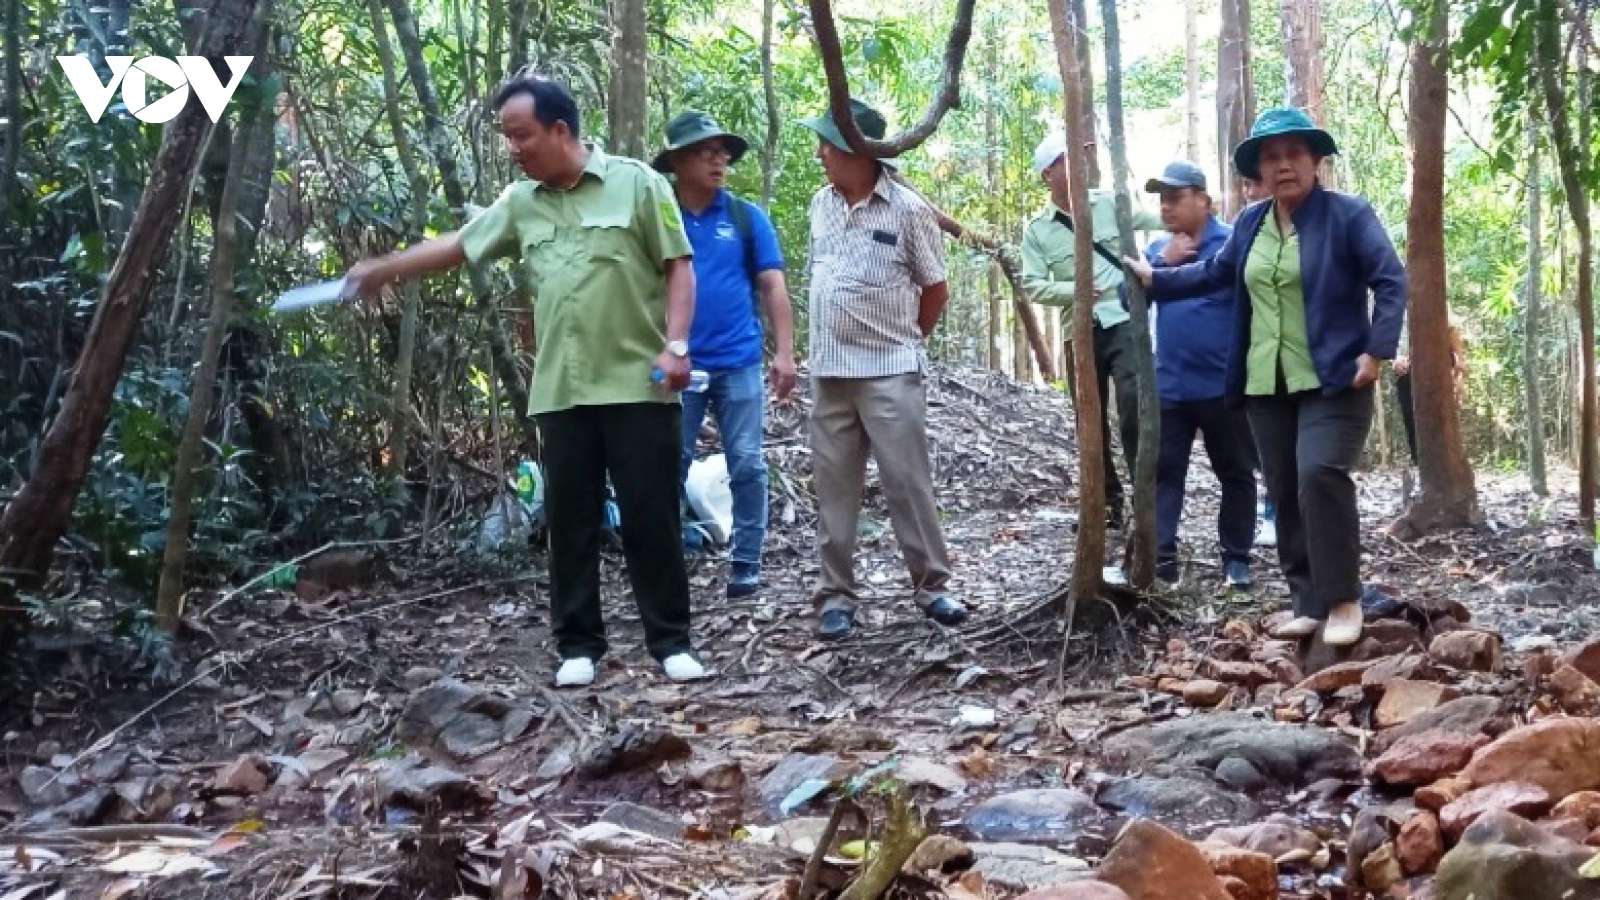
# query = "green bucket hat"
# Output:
<box><xmin>652</xmin><ymin>109</ymin><xmax>750</xmax><ymax>173</ymax></box>
<box><xmin>798</xmin><ymin>98</ymin><xmax>898</xmax><ymax>166</ymax></box>
<box><xmin>1232</xmin><ymin>107</ymin><xmax>1339</xmax><ymax>180</ymax></box>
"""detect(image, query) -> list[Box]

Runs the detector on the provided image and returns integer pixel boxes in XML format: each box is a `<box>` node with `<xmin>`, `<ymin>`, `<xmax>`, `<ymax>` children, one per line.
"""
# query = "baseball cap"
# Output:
<box><xmin>1032</xmin><ymin>134</ymin><xmax>1067</xmax><ymax>178</ymax></box>
<box><xmin>1144</xmin><ymin>160</ymin><xmax>1208</xmax><ymax>193</ymax></box>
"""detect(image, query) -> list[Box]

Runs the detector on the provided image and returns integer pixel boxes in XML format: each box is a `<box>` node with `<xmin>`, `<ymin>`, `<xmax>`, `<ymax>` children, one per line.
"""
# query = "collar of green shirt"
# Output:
<box><xmin>533</xmin><ymin>142</ymin><xmax>611</xmax><ymax>193</ymax></box>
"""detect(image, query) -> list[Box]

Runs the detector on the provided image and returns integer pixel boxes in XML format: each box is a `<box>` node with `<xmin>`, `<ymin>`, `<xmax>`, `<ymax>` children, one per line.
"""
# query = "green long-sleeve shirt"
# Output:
<box><xmin>1020</xmin><ymin>190</ymin><xmax>1163</xmax><ymax>328</ymax></box>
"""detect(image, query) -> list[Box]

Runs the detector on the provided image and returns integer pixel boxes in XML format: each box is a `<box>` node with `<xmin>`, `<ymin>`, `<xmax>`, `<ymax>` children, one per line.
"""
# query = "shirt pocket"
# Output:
<box><xmin>579</xmin><ymin>209</ymin><xmax>635</xmax><ymax>263</ymax></box>
<box><xmin>519</xmin><ymin>222</ymin><xmax>561</xmax><ymax>291</ymax></box>
<box><xmin>849</xmin><ymin>230</ymin><xmax>903</xmax><ymax>288</ymax></box>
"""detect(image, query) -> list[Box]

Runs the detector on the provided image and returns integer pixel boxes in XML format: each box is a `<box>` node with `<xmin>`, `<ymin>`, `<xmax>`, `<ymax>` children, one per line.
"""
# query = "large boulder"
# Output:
<box><xmin>1101</xmin><ymin>713</ymin><xmax>1360</xmax><ymax>787</ymax></box>
<box><xmin>1096</xmin><ymin>775</ymin><xmax>1258</xmax><ymax>828</ymax></box>
<box><xmin>1435</xmin><ymin>809</ymin><xmax>1600</xmax><ymax>900</ymax></box>
<box><xmin>1370</xmin><ymin>696</ymin><xmax>1504</xmax><ymax>756</ymax></box>
<box><xmin>1460</xmin><ymin>717</ymin><xmax>1600</xmax><ymax>801</ymax></box>
<box><xmin>1097</xmin><ymin>820</ymin><xmax>1232</xmax><ymax>900</ymax></box>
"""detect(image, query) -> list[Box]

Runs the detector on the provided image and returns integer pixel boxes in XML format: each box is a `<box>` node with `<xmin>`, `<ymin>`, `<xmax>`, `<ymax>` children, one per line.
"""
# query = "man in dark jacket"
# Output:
<box><xmin>1144</xmin><ymin>161</ymin><xmax>1255</xmax><ymax>588</ymax></box>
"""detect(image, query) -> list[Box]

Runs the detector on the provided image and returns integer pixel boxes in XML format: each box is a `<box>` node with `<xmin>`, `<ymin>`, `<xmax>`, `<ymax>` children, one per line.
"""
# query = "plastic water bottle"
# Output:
<box><xmin>514</xmin><ymin>461</ymin><xmax>543</xmax><ymax>505</ymax></box>
<box><xmin>651</xmin><ymin>368</ymin><xmax>709</xmax><ymax>393</ymax></box>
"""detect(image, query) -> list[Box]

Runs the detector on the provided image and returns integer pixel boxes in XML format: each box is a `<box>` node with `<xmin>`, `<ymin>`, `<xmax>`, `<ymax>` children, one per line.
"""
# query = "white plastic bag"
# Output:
<box><xmin>684</xmin><ymin>454</ymin><xmax>733</xmax><ymax>546</ymax></box>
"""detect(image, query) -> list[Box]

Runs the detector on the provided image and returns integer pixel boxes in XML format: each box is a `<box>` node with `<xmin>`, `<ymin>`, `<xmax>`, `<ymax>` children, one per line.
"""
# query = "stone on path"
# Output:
<box><xmin>1096</xmin><ymin>775</ymin><xmax>1257</xmax><ymax>827</ymax></box>
<box><xmin>1101</xmin><ymin>712</ymin><xmax>1361</xmax><ymax>788</ymax></box>
<box><xmin>964</xmin><ymin>789</ymin><xmax>1103</xmax><ymax>843</ymax></box>
<box><xmin>1097</xmin><ymin>820</ymin><xmax>1232</xmax><ymax>900</ymax></box>
<box><xmin>1375</xmin><ymin>679</ymin><xmax>1459</xmax><ymax>729</ymax></box>
<box><xmin>1369</xmin><ymin>731</ymin><xmax>1489</xmax><ymax>787</ymax></box>
<box><xmin>1429</xmin><ymin>630</ymin><xmax>1502</xmax><ymax>672</ymax></box>
<box><xmin>1440</xmin><ymin>781</ymin><xmax>1554</xmax><ymax>839</ymax></box>
<box><xmin>1460</xmin><ymin>717</ymin><xmax>1600</xmax><ymax>801</ymax></box>
<box><xmin>1370</xmin><ymin>696</ymin><xmax>1503</xmax><ymax>756</ymax></box>
<box><xmin>396</xmin><ymin>679</ymin><xmax>536</xmax><ymax>762</ymax></box>
<box><xmin>1435</xmin><ymin>809</ymin><xmax>1600</xmax><ymax>900</ymax></box>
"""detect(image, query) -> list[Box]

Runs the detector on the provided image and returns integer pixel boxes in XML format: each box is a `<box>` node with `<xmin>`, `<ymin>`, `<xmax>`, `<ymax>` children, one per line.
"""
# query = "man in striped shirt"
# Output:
<box><xmin>799</xmin><ymin>98</ymin><xmax>970</xmax><ymax>642</ymax></box>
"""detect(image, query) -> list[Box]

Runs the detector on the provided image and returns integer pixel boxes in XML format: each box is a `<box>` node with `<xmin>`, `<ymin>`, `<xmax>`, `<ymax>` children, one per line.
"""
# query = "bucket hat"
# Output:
<box><xmin>652</xmin><ymin>109</ymin><xmax>749</xmax><ymax>172</ymax></box>
<box><xmin>1232</xmin><ymin>107</ymin><xmax>1338</xmax><ymax>180</ymax></box>
<box><xmin>798</xmin><ymin>98</ymin><xmax>897</xmax><ymax>167</ymax></box>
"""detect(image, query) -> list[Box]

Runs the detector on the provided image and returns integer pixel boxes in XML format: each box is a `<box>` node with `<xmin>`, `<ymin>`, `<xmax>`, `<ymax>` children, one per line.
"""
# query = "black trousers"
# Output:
<box><xmin>1156</xmin><ymin>399</ymin><xmax>1256</xmax><ymax>567</ymax></box>
<box><xmin>1246</xmin><ymin>386</ymin><xmax>1373</xmax><ymax>618</ymax></box>
<box><xmin>537</xmin><ymin>402</ymin><xmax>693</xmax><ymax>662</ymax></box>
<box><xmin>1094</xmin><ymin>321</ymin><xmax>1141</xmax><ymax>514</ymax></box>
<box><xmin>1395</xmin><ymin>373</ymin><xmax>1419</xmax><ymax>464</ymax></box>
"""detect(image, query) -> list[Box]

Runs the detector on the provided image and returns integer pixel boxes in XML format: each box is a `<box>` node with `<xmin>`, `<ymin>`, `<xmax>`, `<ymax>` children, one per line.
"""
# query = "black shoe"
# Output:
<box><xmin>816</xmin><ymin>608</ymin><xmax>855</xmax><ymax>641</ymax></box>
<box><xmin>1225</xmin><ymin>560</ymin><xmax>1254</xmax><ymax>589</ymax></box>
<box><xmin>727</xmin><ymin>563</ymin><xmax>762</xmax><ymax>599</ymax></box>
<box><xmin>727</xmin><ymin>579</ymin><xmax>761</xmax><ymax>600</ymax></box>
<box><xmin>923</xmin><ymin>595</ymin><xmax>970</xmax><ymax>627</ymax></box>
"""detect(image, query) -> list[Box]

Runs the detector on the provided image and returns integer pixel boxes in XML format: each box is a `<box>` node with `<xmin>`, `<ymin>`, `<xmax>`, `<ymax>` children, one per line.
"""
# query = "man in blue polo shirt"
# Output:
<box><xmin>1144</xmin><ymin>160</ymin><xmax>1255</xmax><ymax>588</ymax></box>
<box><xmin>654</xmin><ymin>110</ymin><xmax>796</xmax><ymax>599</ymax></box>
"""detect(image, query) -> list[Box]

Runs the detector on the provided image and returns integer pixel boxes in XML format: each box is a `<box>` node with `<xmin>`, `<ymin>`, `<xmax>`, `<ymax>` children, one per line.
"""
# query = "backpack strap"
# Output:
<box><xmin>1053</xmin><ymin>209</ymin><xmax>1133</xmax><ymax>314</ymax></box>
<box><xmin>727</xmin><ymin>195</ymin><xmax>762</xmax><ymax>314</ymax></box>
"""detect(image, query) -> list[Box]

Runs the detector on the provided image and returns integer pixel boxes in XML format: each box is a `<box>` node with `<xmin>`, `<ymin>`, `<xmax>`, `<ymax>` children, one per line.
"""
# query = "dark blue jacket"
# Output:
<box><xmin>1146</xmin><ymin>215</ymin><xmax>1234</xmax><ymax>403</ymax></box>
<box><xmin>1148</xmin><ymin>184</ymin><xmax>1407</xmax><ymax>403</ymax></box>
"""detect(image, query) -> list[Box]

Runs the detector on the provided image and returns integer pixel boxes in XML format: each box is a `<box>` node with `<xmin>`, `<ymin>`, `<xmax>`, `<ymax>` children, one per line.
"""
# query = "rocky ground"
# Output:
<box><xmin>2</xmin><ymin>368</ymin><xmax>1598</xmax><ymax>900</ymax></box>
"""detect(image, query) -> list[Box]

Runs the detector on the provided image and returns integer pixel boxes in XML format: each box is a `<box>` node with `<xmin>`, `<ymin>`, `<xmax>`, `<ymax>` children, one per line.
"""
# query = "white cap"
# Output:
<box><xmin>1032</xmin><ymin>133</ymin><xmax>1067</xmax><ymax>177</ymax></box>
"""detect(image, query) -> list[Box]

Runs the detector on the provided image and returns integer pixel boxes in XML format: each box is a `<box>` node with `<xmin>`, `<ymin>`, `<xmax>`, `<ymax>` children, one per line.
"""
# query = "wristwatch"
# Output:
<box><xmin>666</xmin><ymin>340</ymin><xmax>689</xmax><ymax>358</ymax></box>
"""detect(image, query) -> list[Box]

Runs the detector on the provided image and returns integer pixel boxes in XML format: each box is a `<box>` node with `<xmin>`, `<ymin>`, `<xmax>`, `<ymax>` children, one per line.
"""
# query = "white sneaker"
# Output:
<box><xmin>662</xmin><ymin>653</ymin><xmax>708</xmax><ymax>682</ymax></box>
<box><xmin>555</xmin><ymin>658</ymin><xmax>595</xmax><ymax>687</ymax></box>
<box><xmin>1256</xmin><ymin>521</ymin><xmax>1278</xmax><ymax>547</ymax></box>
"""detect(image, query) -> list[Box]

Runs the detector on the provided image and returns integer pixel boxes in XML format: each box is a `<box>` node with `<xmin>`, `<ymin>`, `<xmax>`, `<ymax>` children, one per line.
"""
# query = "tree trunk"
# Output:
<box><xmin>1185</xmin><ymin>0</ymin><xmax>1200</xmax><ymax>159</ymax></box>
<box><xmin>0</xmin><ymin>0</ymin><xmax>264</xmax><ymax>599</ymax></box>
<box><xmin>1280</xmin><ymin>0</ymin><xmax>1333</xmax><ymax>185</ymax></box>
<box><xmin>1049</xmin><ymin>0</ymin><xmax>1106</xmax><ymax>611</ymax></box>
<box><xmin>1217</xmin><ymin>0</ymin><xmax>1256</xmax><ymax>218</ymax></box>
<box><xmin>606</xmin><ymin>0</ymin><xmax>648</xmax><ymax>159</ymax></box>
<box><xmin>759</xmin><ymin>0</ymin><xmax>779</xmax><ymax>208</ymax></box>
<box><xmin>155</xmin><ymin>62</ymin><xmax>272</xmax><ymax>631</ymax></box>
<box><xmin>1525</xmin><ymin>118</ymin><xmax>1548</xmax><ymax>497</ymax></box>
<box><xmin>1395</xmin><ymin>4</ymin><xmax>1478</xmax><ymax>538</ymax></box>
<box><xmin>1537</xmin><ymin>0</ymin><xmax>1595</xmax><ymax>524</ymax></box>
<box><xmin>386</xmin><ymin>0</ymin><xmax>533</xmax><ymax>437</ymax></box>
<box><xmin>1068</xmin><ymin>0</ymin><xmax>1101</xmax><ymax>188</ymax></box>
<box><xmin>983</xmin><ymin>30</ymin><xmax>1004</xmax><ymax>372</ymax></box>
<box><xmin>1098</xmin><ymin>0</ymin><xmax>1159</xmax><ymax>586</ymax></box>
<box><xmin>2</xmin><ymin>0</ymin><xmax>22</xmax><ymax>231</ymax></box>
<box><xmin>507</xmin><ymin>0</ymin><xmax>530</xmax><ymax>75</ymax></box>
<box><xmin>371</xmin><ymin>0</ymin><xmax>429</xmax><ymax>505</ymax></box>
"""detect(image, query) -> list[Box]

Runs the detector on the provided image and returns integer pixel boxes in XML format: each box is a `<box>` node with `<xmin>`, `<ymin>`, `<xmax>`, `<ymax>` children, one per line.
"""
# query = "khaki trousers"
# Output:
<box><xmin>810</xmin><ymin>373</ymin><xmax>952</xmax><ymax>613</ymax></box>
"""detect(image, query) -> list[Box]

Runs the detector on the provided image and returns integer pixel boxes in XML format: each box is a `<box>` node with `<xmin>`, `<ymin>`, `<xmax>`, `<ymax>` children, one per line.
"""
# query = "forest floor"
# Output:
<box><xmin>2</xmin><ymin>368</ymin><xmax>1598</xmax><ymax>900</ymax></box>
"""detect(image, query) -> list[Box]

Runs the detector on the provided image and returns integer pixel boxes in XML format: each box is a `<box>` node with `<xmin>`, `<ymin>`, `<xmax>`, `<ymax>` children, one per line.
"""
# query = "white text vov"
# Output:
<box><xmin>57</xmin><ymin>56</ymin><xmax>253</xmax><ymax>124</ymax></box>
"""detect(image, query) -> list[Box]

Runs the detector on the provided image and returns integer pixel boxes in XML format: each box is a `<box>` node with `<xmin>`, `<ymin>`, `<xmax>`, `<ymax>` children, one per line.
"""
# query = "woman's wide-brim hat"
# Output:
<box><xmin>1232</xmin><ymin>107</ymin><xmax>1339</xmax><ymax>180</ymax></box>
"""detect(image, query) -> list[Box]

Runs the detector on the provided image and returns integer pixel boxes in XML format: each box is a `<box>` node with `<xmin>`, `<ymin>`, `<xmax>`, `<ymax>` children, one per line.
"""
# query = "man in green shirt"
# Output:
<box><xmin>1020</xmin><ymin>134</ymin><xmax>1162</xmax><ymax>529</ymax></box>
<box><xmin>344</xmin><ymin>76</ymin><xmax>706</xmax><ymax>687</ymax></box>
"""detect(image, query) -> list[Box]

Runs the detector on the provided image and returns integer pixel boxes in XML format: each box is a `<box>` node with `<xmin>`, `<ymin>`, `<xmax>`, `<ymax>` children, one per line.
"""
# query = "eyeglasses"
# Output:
<box><xmin>689</xmin><ymin>144</ymin><xmax>733</xmax><ymax>162</ymax></box>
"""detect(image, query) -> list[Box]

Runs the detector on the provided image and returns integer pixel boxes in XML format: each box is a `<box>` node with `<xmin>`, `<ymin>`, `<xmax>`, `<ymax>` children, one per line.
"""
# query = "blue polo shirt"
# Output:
<box><xmin>681</xmin><ymin>190</ymin><xmax>785</xmax><ymax>372</ymax></box>
<box><xmin>1145</xmin><ymin>215</ymin><xmax>1235</xmax><ymax>403</ymax></box>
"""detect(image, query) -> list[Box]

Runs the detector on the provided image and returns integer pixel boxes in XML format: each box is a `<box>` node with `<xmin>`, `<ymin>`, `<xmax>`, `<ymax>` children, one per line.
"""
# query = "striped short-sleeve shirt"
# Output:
<box><xmin>806</xmin><ymin>172</ymin><xmax>947</xmax><ymax>378</ymax></box>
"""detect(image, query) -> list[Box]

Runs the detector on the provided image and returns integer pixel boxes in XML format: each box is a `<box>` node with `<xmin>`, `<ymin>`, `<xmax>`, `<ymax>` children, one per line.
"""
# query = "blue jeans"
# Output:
<box><xmin>680</xmin><ymin>365</ymin><xmax>768</xmax><ymax>572</ymax></box>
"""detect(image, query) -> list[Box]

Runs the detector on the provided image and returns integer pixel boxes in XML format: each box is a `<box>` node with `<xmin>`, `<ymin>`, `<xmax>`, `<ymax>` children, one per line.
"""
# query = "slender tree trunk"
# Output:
<box><xmin>386</xmin><ymin>0</ymin><xmax>533</xmax><ymax>436</ymax></box>
<box><xmin>1525</xmin><ymin>119</ymin><xmax>1548</xmax><ymax>496</ymax></box>
<box><xmin>984</xmin><ymin>28</ymin><xmax>1003</xmax><ymax>372</ymax></box>
<box><xmin>0</xmin><ymin>0</ymin><xmax>263</xmax><ymax>602</ymax></box>
<box><xmin>2</xmin><ymin>0</ymin><xmax>22</xmax><ymax>230</ymax></box>
<box><xmin>507</xmin><ymin>0</ymin><xmax>530</xmax><ymax>75</ymax></box>
<box><xmin>760</xmin><ymin>0</ymin><xmax>779</xmax><ymax>208</ymax></box>
<box><xmin>1280</xmin><ymin>0</ymin><xmax>1334</xmax><ymax>185</ymax></box>
<box><xmin>1068</xmin><ymin>0</ymin><xmax>1101</xmax><ymax>189</ymax></box>
<box><xmin>607</xmin><ymin>0</ymin><xmax>648</xmax><ymax>159</ymax></box>
<box><xmin>1185</xmin><ymin>0</ymin><xmax>1200</xmax><ymax>159</ymax></box>
<box><xmin>1217</xmin><ymin>0</ymin><xmax>1256</xmax><ymax>218</ymax></box>
<box><xmin>1013</xmin><ymin>313</ymin><xmax>1030</xmax><ymax>380</ymax></box>
<box><xmin>155</xmin><ymin>70</ymin><xmax>272</xmax><ymax>631</ymax></box>
<box><xmin>1396</xmin><ymin>4</ymin><xmax>1478</xmax><ymax>538</ymax></box>
<box><xmin>1099</xmin><ymin>0</ymin><xmax>1159</xmax><ymax>586</ymax></box>
<box><xmin>1537</xmin><ymin>0</ymin><xmax>1595</xmax><ymax>524</ymax></box>
<box><xmin>371</xmin><ymin>0</ymin><xmax>429</xmax><ymax>504</ymax></box>
<box><xmin>486</xmin><ymin>0</ymin><xmax>505</xmax><ymax>89</ymax></box>
<box><xmin>1049</xmin><ymin>0</ymin><xmax>1106</xmax><ymax>609</ymax></box>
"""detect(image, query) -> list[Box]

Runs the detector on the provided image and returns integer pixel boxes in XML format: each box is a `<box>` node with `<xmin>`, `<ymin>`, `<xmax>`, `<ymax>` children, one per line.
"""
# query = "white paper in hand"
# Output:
<box><xmin>271</xmin><ymin>277</ymin><xmax>350</xmax><ymax>313</ymax></box>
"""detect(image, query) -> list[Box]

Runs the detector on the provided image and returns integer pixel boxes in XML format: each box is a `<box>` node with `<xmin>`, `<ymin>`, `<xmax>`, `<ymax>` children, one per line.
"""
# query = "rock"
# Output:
<box><xmin>1564</xmin><ymin>634</ymin><xmax>1600</xmax><ymax>683</ymax></box>
<box><xmin>686</xmin><ymin>757</ymin><xmax>744</xmax><ymax>792</ymax></box>
<box><xmin>598</xmin><ymin>801</ymin><xmax>685</xmax><ymax>841</ymax></box>
<box><xmin>896</xmin><ymin>757</ymin><xmax>968</xmax><ymax>793</ymax></box>
<box><xmin>964</xmin><ymin>789</ymin><xmax>1103</xmax><ymax>842</ymax></box>
<box><xmin>1360</xmin><ymin>842</ymin><xmax>1404</xmax><ymax>894</ymax></box>
<box><xmin>1541</xmin><ymin>817</ymin><xmax>1592</xmax><ymax>844</ymax></box>
<box><xmin>1014</xmin><ymin>885</ymin><xmax>1131</xmax><ymax>900</ymax></box>
<box><xmin>1460</xmin><ymin>717</ymin><xmax>1600</xmax><ymax>800</ymax></box>
<box><xmin>88</xmin><ymin>749</ymin><xmax>132</xmax><ymax>784</ymax></box>
<box><xmin>1302</xmin><ymin>634</ymin><xmax>1388</xmax><ymax>677</ymax></box>
<box><xmin>1202</xmin><ymin>661</ymin><xmax>1276</xmax><ymax>688</ymax></box>
<box><xmin>376</xmin><ymin>756</ymin><xmax>482</xmax><ymax>812</ymax></box>
<box><xmin>1097</xmin><ymin>775</ymin><xmax>1257</xmax><ymax>826</ymax></box>
<box><xmin>402</xmin><ymin>666</ymin><xmax>443</xmax><ymax>689</ymax></box>
<box><xmin>968</xmin><ymin>842</ymin><xmax>1092</xmax><ymax>890</ymax></box>
<box><xmin>1429</xmin><ymin>630</ymin><xmax>1502</xmax><ymax>672</ymax></box>
<box><xmin>1435</xmin><ymin>809</ymin><xmax>1600</xmax><ymax>900</ymax></box>
<box><xmin>794</xmin><ymin>722</ymin><xmax>897</xmax><ymax>754</ymax></box>
<box><xmin>1098</xmin><ymin>820</ymin><xmax>1232</xmax><ymax>900</ymax></box>
<box><xmin>758</xmin><ymin>754</ymin><xmax>853</xmax><ymax>813</ymax></box>
<box><xmin>397</xmin><ymin>679</ymin><xmax>535</xmax><ymax>762</ymax></box>
<box><xmin>1214</xmin><ymin>757</ymin><xmax>1270</xmax><ymax>793</ymax></box>
<box><xmin>1525</xmin><ymin>651</ymin><xmax>1560</xmax><ymax>686</ymax></box>
<box><xmin>1549</xmin><ymin>665</ymin><xmax>1600</xmax><ymax>714</ymax></box>
<box><xmin>1198</xmin><ymin>842</ymin><xmax>1278</xmax><ymax>900</ymax></box>
<box><xmin>1207</xmin><ymin>817</ymin><xmax>1321</xmax><ymax>858</ymax></box>
<box><xmin>1440</xmin><ymin>781</ymin><xmax>1553</xmax><ymax>839</ymax></box>
<box><xmin>1370</xmin><ymin>731</ymin><xmax>1490</xmax><ymax>786</ymax></box>
<box><xmin>1295</xmin><ymin>657</ymin><xmax>1385</xmax><ymax>693</ymax></box>
<box><xmin>1376</xmin><ymin>680</ymin><xmax>1460</xmax><ymax>729</ymax></box>
<box><xmin>773</xmin><ymin>817</ymin><xmax>841</xmax><ymax>853</ymax></box>
<box><xmin>1371</xmin><ymin>696</ymin><xmax>1503</xmax><ymax>756</ymax></box>
<box><xmin>1416</xmin><ymin>777</ymin><xmax>1470</xmax><ymax>812</ymax></box>
<box><xmin>1397</xmin><ymin>811</ymin><xmax>1443</xmax><ymax>875</ymax></box>
<box><xmin>1185</xmin><ymin>679</ymin><xmax>1233</xmax><ymax>707</ymax></box>
<box><xmin>1362</xmin><ymin>653</ymin><xmax>1427</xmax><ymax>687</ymax></box>
<box><xmin>1101</xmin><ymin>713</ymin><xmax>1361</xmax><ymax>787</ymax></box>
<box><xmin>580</xmin><ymin>723</ymin><xmax>693</xmax><ymax>779</ymax></box>
<box><xmin>1552</xmin><ymin>790</ymin><xmax>1600</xmax><ymax>829</ymax></box>
<box><xmin>1365</xmin><ymin>619</ymin><xmax>1426</xmax><ymax>655</ymax></box>
<box><xmin>19</xmin><ymin>766</ymin><xmax>74</xmax><ymax>806</ymax></box>
<box><xmin>904</xmin><ymin>835</ymin><xmax>974</xmax><ymax>874</ymax></box>
<box><xmin>213</xmin><ymin>754</ymin><xmax>271</xmax><ymax>794</ymax></box>
<box><xmin>535</xmin><ymin>744</ymin><xmax>576</xmax><ymax>781</ymax></box>
<box><xmin>331</xmin><ymin>689</ymin><xmax>366</xmax><ymax>716</ymax></box>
